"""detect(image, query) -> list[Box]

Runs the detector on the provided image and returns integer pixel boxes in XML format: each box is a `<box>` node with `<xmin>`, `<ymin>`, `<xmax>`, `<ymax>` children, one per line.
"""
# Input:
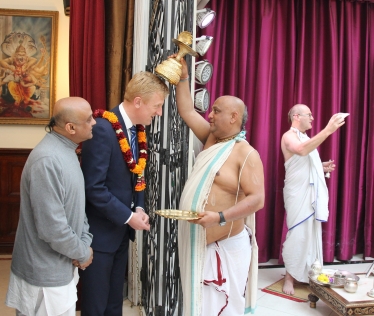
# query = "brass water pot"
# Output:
<box><xmin>155</xmin><ymin>31</ymin><xmax>198</xmax><ymax>85</ymax></box>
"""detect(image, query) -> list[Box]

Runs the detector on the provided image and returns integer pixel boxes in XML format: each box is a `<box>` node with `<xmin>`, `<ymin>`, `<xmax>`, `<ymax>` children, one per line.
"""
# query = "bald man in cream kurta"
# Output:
<box><xmin>281</xmin><ymin>104</ymin><xmax>346</xmax><ymax>295</ymax></box>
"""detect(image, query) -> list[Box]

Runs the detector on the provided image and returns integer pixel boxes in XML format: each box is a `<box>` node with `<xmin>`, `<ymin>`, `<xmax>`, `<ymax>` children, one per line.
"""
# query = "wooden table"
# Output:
<box><xmin>309</xmin><ymin>275</ymin><xmax>374</xmax><ymax>315</ymax></box>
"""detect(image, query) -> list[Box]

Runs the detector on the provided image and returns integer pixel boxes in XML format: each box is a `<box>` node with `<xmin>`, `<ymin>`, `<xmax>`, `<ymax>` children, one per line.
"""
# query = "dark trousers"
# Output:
<box><xmin>80</xmin><ymin>236</ymin><xmax>129</xmax><ymax>316</ymax></box>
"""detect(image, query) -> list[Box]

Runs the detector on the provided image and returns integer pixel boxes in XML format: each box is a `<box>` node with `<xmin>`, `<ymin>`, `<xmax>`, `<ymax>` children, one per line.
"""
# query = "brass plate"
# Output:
<box><xmin>309</xmin><ymin>269</ymin><xmax>360</xmax><ymax>288</ymax></box>
<box><xmin>155</xmin><ymin>209</ymin><xmax>200</xmax><ymax>220</ymax></box>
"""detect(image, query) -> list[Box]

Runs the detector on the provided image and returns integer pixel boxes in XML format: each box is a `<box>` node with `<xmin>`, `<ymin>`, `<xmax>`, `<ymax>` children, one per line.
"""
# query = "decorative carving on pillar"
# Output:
<box><xmin>141</xmin><ymin>0</ymin><xmax>194</xmax><ymax>314</ymax></box>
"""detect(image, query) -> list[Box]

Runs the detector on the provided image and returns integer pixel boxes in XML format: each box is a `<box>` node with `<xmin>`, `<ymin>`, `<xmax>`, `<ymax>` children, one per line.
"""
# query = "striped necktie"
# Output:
<box><xmin>130</xmin><ymin>125</ymin><xmax>137</xmax><ymax>161</ymax></box>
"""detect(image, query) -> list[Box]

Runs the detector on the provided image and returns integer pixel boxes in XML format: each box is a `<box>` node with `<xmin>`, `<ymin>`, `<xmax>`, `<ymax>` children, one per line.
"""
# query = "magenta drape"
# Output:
<box><xmin>199</xmin><ymin>0</ymin><xmax>374</xmax><ymax>263</ymax></box>
<box><xmin>69</xmin><ymin>0</ymin><xmax>106</xmax><ymax>111</ymax></box>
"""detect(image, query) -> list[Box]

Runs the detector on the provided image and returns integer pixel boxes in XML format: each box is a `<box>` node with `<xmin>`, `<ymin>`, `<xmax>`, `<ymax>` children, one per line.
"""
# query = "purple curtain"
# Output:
<box><xmin>199</xmin><ymin>0</ymin><xmax>374</xmax><ymax>263</ymax></box>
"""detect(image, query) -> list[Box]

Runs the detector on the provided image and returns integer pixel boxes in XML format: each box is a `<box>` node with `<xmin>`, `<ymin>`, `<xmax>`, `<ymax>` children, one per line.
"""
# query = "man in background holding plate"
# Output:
<box><xmin>175</xmin><ymin>56</ymin><xmax>265</xmax><ymax>315</ymax></box>
<box><xmin>281</xmin><ymin>104</ymin><xmax>347</xmax><ymax>295</ymax></box>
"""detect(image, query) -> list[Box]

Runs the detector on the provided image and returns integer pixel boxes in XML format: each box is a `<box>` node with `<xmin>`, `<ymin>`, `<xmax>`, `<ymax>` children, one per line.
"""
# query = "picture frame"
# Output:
<box><xmin>0</xmin><ymin>9</ymin><xmax>58</xmax><ymax>125</ymax></box>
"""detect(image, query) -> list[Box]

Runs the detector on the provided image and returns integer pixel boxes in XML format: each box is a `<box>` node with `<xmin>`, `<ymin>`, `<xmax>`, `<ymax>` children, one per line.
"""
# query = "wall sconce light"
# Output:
<box><xmin>194</xmin><ymin>88</ymin><xmax>210</xmax><ymax>113</ymax></box>
<box><xmin>195</xmin><ymin>36</ymin><xmax>213</xmax><ymax>56</ymax></box>
<box><xmin>195</xmin><ymin>60</ymin><xmax>213</xmax><ymax>85</ymax></box>
<box><xmin>197</xmin><ymin>0</ymin><xmax>211</xmax><ymax>10</ymax></box>
<box><xmin>196</xmin><ymin>8</ymin><xmax>216</xmax><ymax>29</ymax></box>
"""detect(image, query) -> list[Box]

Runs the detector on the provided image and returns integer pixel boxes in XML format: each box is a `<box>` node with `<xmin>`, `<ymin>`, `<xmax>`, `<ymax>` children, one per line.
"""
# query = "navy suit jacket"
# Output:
<box><xmin>81</xmin><ymin>105</ymin><xmax>144</xmax><ymax>252</ymax></box>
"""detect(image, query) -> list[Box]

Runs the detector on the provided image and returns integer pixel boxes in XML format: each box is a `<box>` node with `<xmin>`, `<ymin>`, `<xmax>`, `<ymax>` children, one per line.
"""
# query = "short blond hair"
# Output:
<box><xmin>124</xmin><ymin>71</ymin><xmax>169</xmax><ymax>102</ymax></box>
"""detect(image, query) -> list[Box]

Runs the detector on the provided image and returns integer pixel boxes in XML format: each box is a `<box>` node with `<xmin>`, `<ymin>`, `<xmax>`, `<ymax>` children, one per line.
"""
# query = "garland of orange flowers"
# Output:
<box><xmin>93</xmin><ymin>109</ymin><xmax>147</xmax><ymax>191</ymax></box>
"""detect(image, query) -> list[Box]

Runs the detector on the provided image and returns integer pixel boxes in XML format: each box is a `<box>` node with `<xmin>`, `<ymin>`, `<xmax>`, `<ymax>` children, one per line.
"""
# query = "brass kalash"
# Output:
<box><xmin>154</xmin><ymin>31</ymin><xmax>200</xmax><ymax>221</ymax></box>
<box><xmin>155</xmin><ymin>31</ymin><xmax>198</xmax><ymax>85</ymax></box>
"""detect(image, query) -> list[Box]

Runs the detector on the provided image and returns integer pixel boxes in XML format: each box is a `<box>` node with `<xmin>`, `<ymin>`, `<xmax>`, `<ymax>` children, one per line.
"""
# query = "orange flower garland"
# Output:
<box><xmin>93</xmin><ymin>109</ymin><xmax>147</xmax><ymax>191</ymax></box>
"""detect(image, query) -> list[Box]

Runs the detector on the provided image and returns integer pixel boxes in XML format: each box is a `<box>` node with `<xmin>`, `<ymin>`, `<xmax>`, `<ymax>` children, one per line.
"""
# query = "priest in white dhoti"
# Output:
<box><xmin>174</xmin><ymin>55</ymin><xmax>265</xmax><ymax>315</ymax></box>
<box><xmin>281</xmin><ymin>104</ymin><xmax>346</xmax><ymax>295</ymax></box>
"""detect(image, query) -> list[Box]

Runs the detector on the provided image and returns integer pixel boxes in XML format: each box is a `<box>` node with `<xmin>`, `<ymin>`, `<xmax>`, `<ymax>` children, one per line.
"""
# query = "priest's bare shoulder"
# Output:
<box><xmin>174</xmin><ymin>56</ymin><xmax>265</xmax><ymax>245</ymax></box>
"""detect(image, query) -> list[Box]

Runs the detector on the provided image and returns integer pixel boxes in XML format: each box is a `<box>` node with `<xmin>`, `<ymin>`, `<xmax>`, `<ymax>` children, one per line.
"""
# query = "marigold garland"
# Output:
<box><xmin>93</xmin><ymin>109</ymin><xmax>147</xmax><ymax>191</ymax></box>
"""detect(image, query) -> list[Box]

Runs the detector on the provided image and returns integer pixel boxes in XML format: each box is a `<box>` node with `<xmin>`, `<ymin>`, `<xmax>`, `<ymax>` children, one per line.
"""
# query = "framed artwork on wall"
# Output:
<box><xmin>0</xmin><ymin>9</ymin><xmax>58</xmax><ymax>125</ymax></box>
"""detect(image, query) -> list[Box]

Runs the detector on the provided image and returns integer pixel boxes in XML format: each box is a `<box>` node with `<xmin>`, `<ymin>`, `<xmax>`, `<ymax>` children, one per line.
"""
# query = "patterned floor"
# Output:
<box><xmin>1</xmin><ymin>255</ymin><xmax>373</xmax><ymax>316</ymax></box>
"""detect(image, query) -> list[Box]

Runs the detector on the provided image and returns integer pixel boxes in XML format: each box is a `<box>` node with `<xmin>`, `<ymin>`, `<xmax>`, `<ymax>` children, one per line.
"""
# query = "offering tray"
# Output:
<box><xmin>308</xmin><ymin>269</ymin><xmax>360</xmax><ymax>288</ymax></box>
<box><xmin>155</xmin><ymin>209</ymin><xmax>200</xmax><ymax>220</ymax></box>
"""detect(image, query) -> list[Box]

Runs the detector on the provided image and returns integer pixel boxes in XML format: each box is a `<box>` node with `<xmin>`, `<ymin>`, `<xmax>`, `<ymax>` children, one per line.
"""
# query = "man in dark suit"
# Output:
<box><xmin>80</xmin><ymin>71</ymin><xmax>169</xmax><ymax>316</ymax></box>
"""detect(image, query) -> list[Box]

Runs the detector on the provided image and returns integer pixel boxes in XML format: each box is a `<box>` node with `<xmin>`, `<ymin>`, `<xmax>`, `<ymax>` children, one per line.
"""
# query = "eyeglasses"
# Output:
<box><xmin>294</xmin><ymin>113</ymin><xmax>313</xmax><ymax>118</ymax></box>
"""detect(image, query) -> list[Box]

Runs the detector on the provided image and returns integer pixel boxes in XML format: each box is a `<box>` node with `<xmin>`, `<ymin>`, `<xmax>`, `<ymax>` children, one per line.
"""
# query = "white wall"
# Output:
<box><xmin>0</xmin><ymin>0</ymin><xmax>70</xmax><ymax>148</ymax></box>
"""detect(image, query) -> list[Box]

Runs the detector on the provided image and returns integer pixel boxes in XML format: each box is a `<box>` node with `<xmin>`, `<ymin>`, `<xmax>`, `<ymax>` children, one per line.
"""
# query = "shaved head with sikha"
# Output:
<box><xmin>288</xmin><ymin>104</ymin><xmax>308</xmax><ymax>123</ymax></box>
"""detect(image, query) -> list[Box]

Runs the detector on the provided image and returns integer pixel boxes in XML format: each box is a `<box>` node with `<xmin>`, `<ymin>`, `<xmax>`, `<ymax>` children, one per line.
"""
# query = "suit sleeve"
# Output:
<box><xmin>81</xmin><ymin>120</ymin><xmax>133</xmax><ymax>226</ymax></box>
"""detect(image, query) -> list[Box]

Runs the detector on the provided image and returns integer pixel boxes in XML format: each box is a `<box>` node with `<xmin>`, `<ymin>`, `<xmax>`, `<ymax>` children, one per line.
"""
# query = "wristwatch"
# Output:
<box><xmin>218</xmin><ymin>212</ymin><xmax>226</xmax><ymax>226</ymax></box>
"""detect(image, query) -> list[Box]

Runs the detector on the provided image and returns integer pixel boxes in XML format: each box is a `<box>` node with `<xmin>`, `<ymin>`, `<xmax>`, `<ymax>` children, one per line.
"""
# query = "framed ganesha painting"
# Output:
<box><xmin>0</xmin><ymin>9</ymin><xmax>58</xmax><ymax>124</ymax></box>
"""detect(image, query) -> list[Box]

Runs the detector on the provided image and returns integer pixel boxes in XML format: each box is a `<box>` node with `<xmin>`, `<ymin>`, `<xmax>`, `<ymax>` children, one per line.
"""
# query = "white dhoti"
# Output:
<box><xmin>282</xmin><ymin>215</ymin><xmax>322</xmax><ymax>282</ymax></box>
<box><xmin>282</xmin><ymin>127</ymin><xmax>329</xmax><ymax>282</ymax></box>
<box><xmin>178</xmin><ymin>134</ymin><xmax>258</xmax><ymax>316</ymax></box>
<box><xmin>203</xmin><ymin>228</ymin><xmax>251</xmax><ymax>316</ymax></box>
<box><xmin>7</xmin><ymin>269</ymin><xmax>79</xmax><ymax>316</ymax></box>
